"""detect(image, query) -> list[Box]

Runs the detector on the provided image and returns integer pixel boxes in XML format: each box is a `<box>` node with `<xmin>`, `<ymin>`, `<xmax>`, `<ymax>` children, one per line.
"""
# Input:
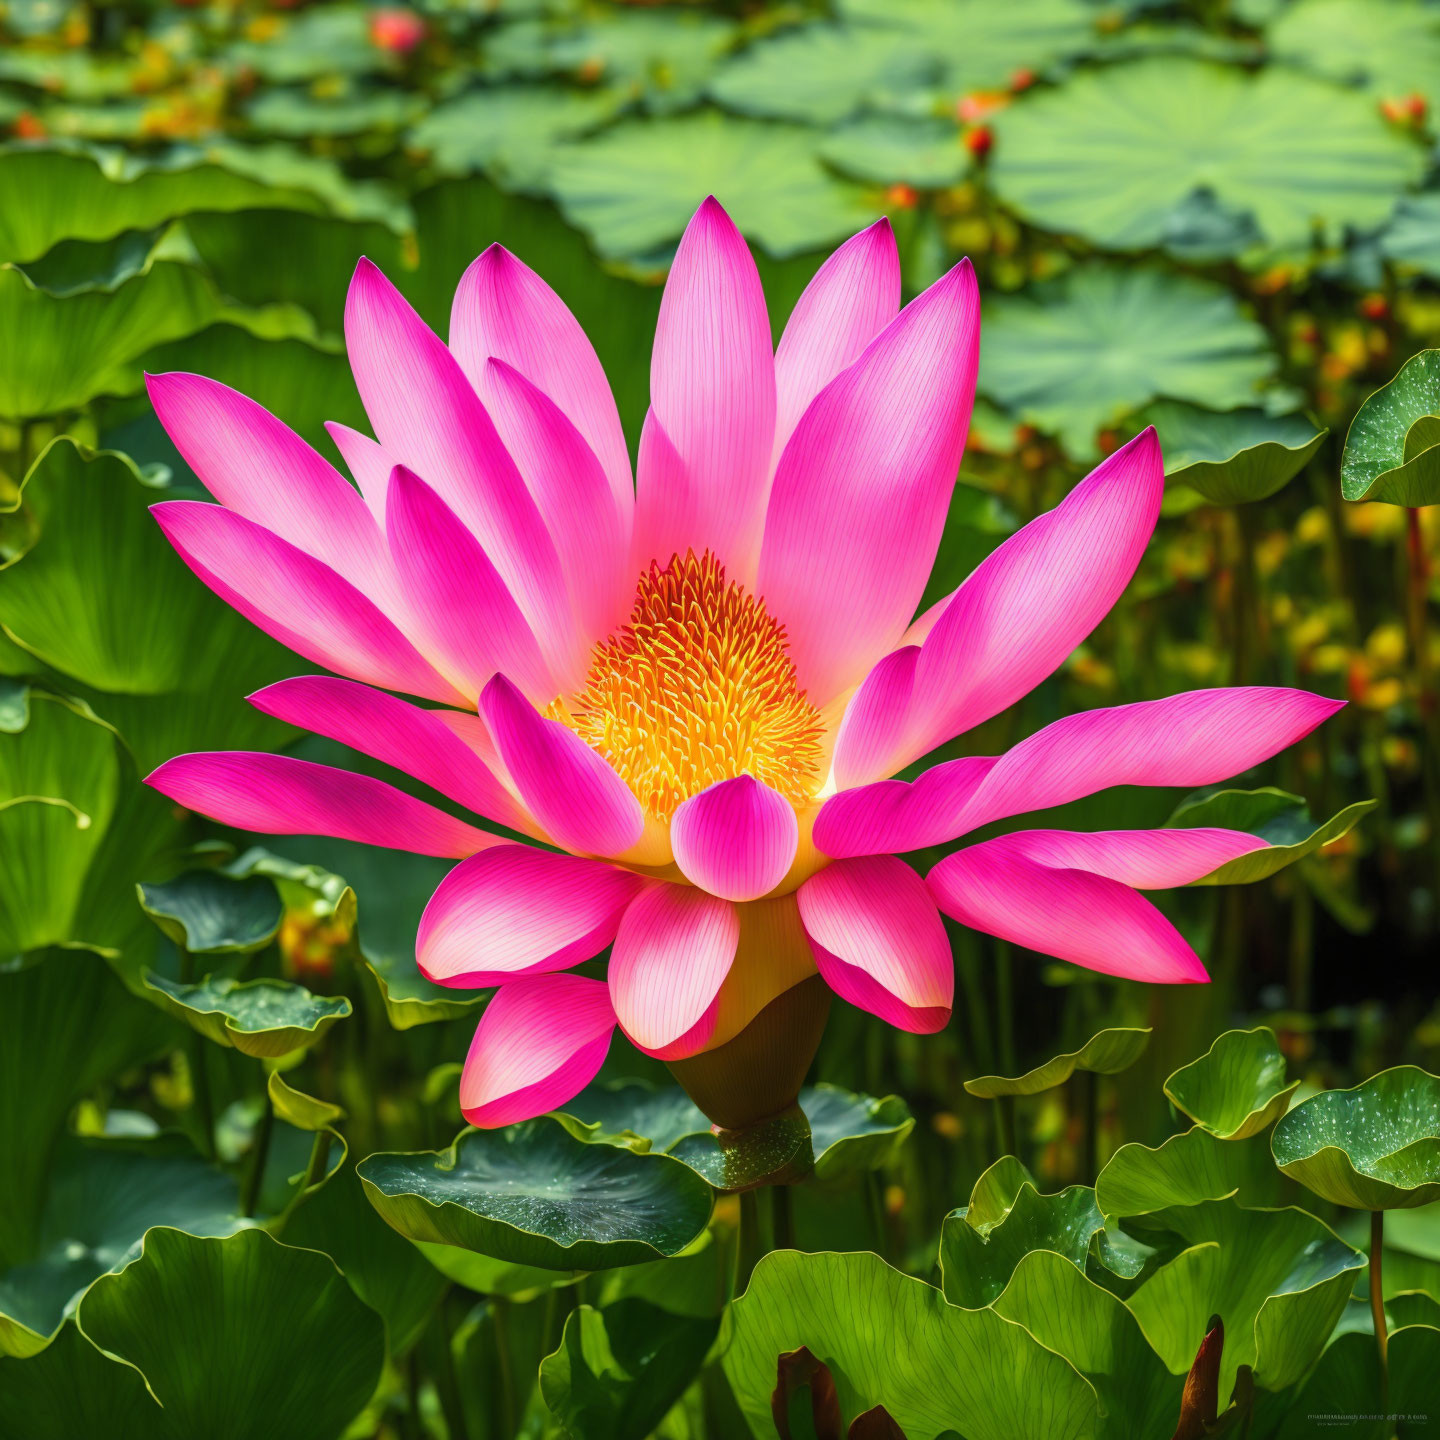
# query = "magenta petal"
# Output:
<box><xmin>418</xmin><ymin>843</ymin><xmax>642</xmax><ymax>988</ymax></box>
<box><xmin>147</xmin><ymin>372</ymin><xmax>394</xmax><ymax>604</ymax></box>
<box><xmin>632</xmin><ymin>197</ymin><xmax>775</xmax><ymax>580</ymax></box>
<box><xmin>249</xmin><ymin>675</ymin><xmax>533</xmax><ymax>835</ymax></box>
<box><xmin>480</xmin><ymin>674</ymin><xmax>644</xmax><ymax>857</ymax></box>
<box><xmin>828</xmin><ymin>645</ymin><xmax>919</xmax><ymax>793</ymax></box>
<box><xmin>990</xmin><ymin>828</ymin><xmax>1269</xmax><ymax>888</ymax></box>
<box><xmin>928</xmin><ymin>835</ymin><xmax>1210</xmax><ymax>984</ymax></box>
<box><xmin>151</xmin><ymin>499</ymin><xmax>464</xmax><ymax>705</ymax></box>
<box><xmin>460</xmin><ymin>974</ymin><xmax>616</xmax><ymax>1128</ymax></box>
<box><xmin>814</xmin><ymin>756</ymin><xmax>997</xmax><ymax>859</ymax></box>
<box><xmin>147</xmin><ymin>752</ymin><xmax>495</xmax><ymax>857</ymax></box>
<box><xmin>797</xmin><ymin>856</ymin><xmax>952</xmax><ymax>1034</ymax></box>
<box><xmin>772</xmin><ymin>217</ymin><xmax>900</xmax><ymax>466</ymax></box>
<box><xmin>386</xmin><ymin>465</ymin><xmax>553</xmax><ymax>702</ymax></box>
<box><xmin>450</xmin><ymin>242</ymin><xmax>633</xmax><ymax>519</ymax></box>
<box><xmin>325</xmin><ymin>421</ymin><xmax>394</xmax><ymax>527</ymax></box>
<box><xmin>670</xmin><ymin>776</ymin><xmax>798</xmax><ymax>901</ymax></box>
<box><xmin>757</xmin><ymin>258</ymin><xmax>980</xmax><ymax>707</ymax></box>
<box><xmin>343</xmin><ymin>258</ymin><xmax>579</xmax><ymax>681</ymax></box>
<box><xmin>608</xmin><ymin>884</ymin><xmax>738</xmax><ymax>1059</ymax></box>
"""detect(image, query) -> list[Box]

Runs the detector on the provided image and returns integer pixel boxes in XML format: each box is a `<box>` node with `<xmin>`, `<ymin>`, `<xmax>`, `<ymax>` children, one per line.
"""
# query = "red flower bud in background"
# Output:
<box><xmin>369</xmin><ymin>7</ymin><xmax>426</xmax><ymax>53</ymax></box>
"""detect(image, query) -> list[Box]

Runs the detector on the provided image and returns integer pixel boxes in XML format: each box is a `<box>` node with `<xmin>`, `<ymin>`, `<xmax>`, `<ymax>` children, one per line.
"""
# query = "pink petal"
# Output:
<box><xmin>249</xmin><ymin>675</ymin><xmax>533</xmax><ymax>835</ymax></box>
<box><xmin>343</xmin><ymin>258</ymin><xmax>580</xmax><ymax>682</ymax></box>
<box><xmin>817</xmin><ymin>687</ymin><xmax>1344</xmax><ymax>858</ymax></box>
<box><xmin>608</xmin><ymin>883</ymin><xmax>738</xmax><ymax>1059</ymax></box>
<box><xmin>325</xmin><ymin>421</ymin><xmax>394</xmax><ymax>527</ymax></box>
<box><xmin>827</xmin><ymin>645</ymin><xmax>919</xmax><ymax>794</ymax></box>
<box><xmin>928</xmin><ymin>836</ymin><xmax>1209</xmax><ymax>984</ymax></box>
<box><xmin>797</xmin><ymin>856</ymin><xmax>952</xmax><ymax>1033</ymax></box>
<box><xmin>757</xmin><ymin>258</ymin><xmax>980</xmax><ymax>707</ymax></box>
<box><xmin>481</xmin><ymin>358</ymin><xmax>630</xmax><ymax>646</ymax></box>
<box><xmin>838</xmin><ymin>429</ymin><xmax>1164</xmax><ymax>783</ymax></box>
<box><xmin>151</xmin><ymin>499</ymin><xmax>464</xmax><ymax>705</ymax></box>
<box><xmin>990</xmin><ymin>828</ymin><xmax>1269</xmax><ymax>888</ymax></box>
<box><xmin>147</xmin><ymin>752</ymin><xmax>496</xmax><ymax>857</ymax></box>
<box><xmin>479</xmin><ymin>674</ymin><xmax>644</xmax><ymax>857</ymax></box>
<box><xmin>418</xmin><ymin>843</ymin><xmax>643</xmax><ymax>987</ymax></box>
<box><xmin>460</xmin><ymin>974</ymin><xmax>616</xmax><ymax>1128</ymax></box>
<box><xmin>632</xmin><ymin>197</ymin><xmax>775</xmax><ymax>581</ymax></box>
<box><xmin>771</xmin><ymin>218</ymin><xmax>900</xmax><ymax>467</ymax></box>
<box><xmin>147</xmin><ymin>372</ymin><xmax>395</xmax><ymax>605</ymax></box>
<box><xmin>449</xmin><ymin>242</ymin><xmax>633</xmax><ymax>521</ymax></box>
<box><xmin>386</xmin><ymin>465</ymin><xmax>553</xmax><ymax>703</ymax></box>
<box><xmin>670</xmin><ymin>776</ymin><xmax>799</xmax><ymax>901</ymax></box>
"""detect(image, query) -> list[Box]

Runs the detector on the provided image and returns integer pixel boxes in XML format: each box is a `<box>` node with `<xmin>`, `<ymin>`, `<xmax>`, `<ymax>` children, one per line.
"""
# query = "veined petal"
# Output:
<box><xmin>757</xmin><ymin>258</ymin><xmax>980</xmax><ymax>708</ymax></box>
<box><xmin>460</xmin><ymin>974</ymin><xmax>616</xmax><ymax>1128</ymax></box>
<box><xmin>797</xmin><ymin>855</ymin><xmax>951</xmax><ymax>1034</ymax></box>
<box><xmin>670</xmin><ymin>776</ymin><xmax>798</xmax><ymax>902</ymax></box>
<box><xmin>481</xmin><ymin>358</ymin><xmax>630</xmax><ymax>646</ymax></box>
<box><xmin>772</xmin><ymin>217</ymin><xmax>900</xmax><ymax>466</ymax></box>
<box><xmin>450</xmin><ymin>242</ymin><xmax>633</xmax><ymax>519</ymax></box>
<box><xmin>151</xmin><ymin>499</ymin><xmax>463</xmax><ymax>705</ymax></box>
<box><xmin>386</xmin><ymin>465</ymin><xmax>553</xmax><ymax>703</ymax></box>
<box><xmin>147</xmin><ymin>752</ymin><xmax>495</xmax><ymax>857</ymax></box>
<box><xmin>989</xmin><ymin>828</ymin><xmax>1269</xmax><ymax>888</ymax></box>
<box><xmin>928</xmin><ymin>835</ymin><xmax>1209</xmax><ymax>984</ymax></box>
<box><xmin>147</xmin><ymin>372</ymin><xmax>394</xmax><ymax>605</ymax></box>
<box><xmin>818</xmin><ymin>687</ymin><xmax>1344</xmax><ymax>857</ymax></box>
<box><xmin>480</xmin><ymin>674</ymin><xmax>644</xmax><ymax>858</ymax></box>
<box><xmin>343</xmin><ymin>258</ymin><xmax>580</xmax><ymax>683</ymax></box>
<box><xmin>249</xmin><ymin>675</ymin><xmax>534</xmax><ymax>835</ymax></box>
<box><xmin>827</xmin><ymin>644</ymin><xmax>919</xmax><ymax>794</ymax></box>
<box><xmin>325</xmin><ymin>421</ymin><xmax>394</xmax><ymax>527</ymax></box>
<box><xmin>417</xmin><ymin>843</ymin><xmax>642</xmax><ymax>988</ymax></box>
<box><xmin>633</xmin><ymin>197</ymin><xmax>775</xmax><ymax>581</ymax></box>
<box><xmin>608</xmin><ymin>884</ymin><xmax>738</xmax><ymax>1059</ymax></box>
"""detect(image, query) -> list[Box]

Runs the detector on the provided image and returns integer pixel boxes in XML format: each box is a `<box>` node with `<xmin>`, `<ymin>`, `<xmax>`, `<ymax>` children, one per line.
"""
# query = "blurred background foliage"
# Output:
<box><xmin>2</xmin><ymin>0</ymin><xmax>1440</xmax><ymax>1436</ymax></box>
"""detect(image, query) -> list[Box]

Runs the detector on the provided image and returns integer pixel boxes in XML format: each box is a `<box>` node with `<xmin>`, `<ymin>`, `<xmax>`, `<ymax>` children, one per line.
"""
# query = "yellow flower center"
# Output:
<box><xmin>555</xmin><ymin>550</ymin><xmax>823</xmax><ymax>821</ymax></box>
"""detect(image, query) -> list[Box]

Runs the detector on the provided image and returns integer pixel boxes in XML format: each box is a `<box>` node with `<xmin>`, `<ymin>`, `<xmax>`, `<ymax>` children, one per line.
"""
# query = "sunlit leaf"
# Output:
<box><xmin>137</xmin><ymin>869</ymin><xmax>283</xmax><ymax>958</ymax></box>
<box><xmin>1162</xmin><ymin>1027</ymin><xmax>1298</xmax><ymax>1140</ymax></box>
<box><xmin>965</xmin><ymin>1027</ymin><xmax>1151</xmax><ymax>1099</ymax></box>
<box><xmin>1340</xmin><ymin>349</ymin><xmax>1440</xmax><ymax>506</ymax></box>
<box><xmin>141</xmin><ymin>973</ymin><xmax>350</xmax><ymax>1059</ymax></box>
<box><xmin>1096</xmin><ymin>1130</ymin><xmax>1283</xmax><ymax>1222</ymax></box>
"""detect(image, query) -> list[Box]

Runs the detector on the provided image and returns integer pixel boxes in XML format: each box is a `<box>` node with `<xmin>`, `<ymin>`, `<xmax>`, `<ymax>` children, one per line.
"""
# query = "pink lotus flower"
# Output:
<box><xmin>145</xmin><ymin>198</ymin><xmax>1341</xmax><ymax>1132</ymax></box>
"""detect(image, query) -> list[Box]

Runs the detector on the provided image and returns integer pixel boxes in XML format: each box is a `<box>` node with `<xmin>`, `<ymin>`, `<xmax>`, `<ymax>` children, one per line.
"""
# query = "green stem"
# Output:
<box><xmin>240</xmin><ymin>1086</ymin><xmax>274</xmax><ymax>1218</ymax></box>
<box><xmin>299</xmin><ymin>1128</ymin><xmax>333</xmax><ymax>1194</ymax></box>
<box><xmin>994</xmin><ymin>940</ymin><xmax>1016</xmax><ymax>1076</ymax></box>
<box><xmin>994</xmin><ymin>1096</ymin><xmax>1017</xmax><ymax>1159</ymax></box>
<box><xmin>733</xmin><ymin>1189</ymin><xmax>765</xmax><ymax>1297</ymax></box>
<box><xmin>1370</xmin><ymin>1210</ymin><xmax>1389</xmax><ymax>1424</ymax></box>
<box><xmin>433</xmin><ymin>1292</ymin><xmax>470</xmax><ymax>1440</ymax></box>
<box><xmin>492</xmin><ymin>1296</ymin><xmax>518</xmax><ymax>1440</ymax></box>
<box><xmin>770</xmin><ymin>1183</ymin><xmax>795</xmax><ymax>1252</ymax></box>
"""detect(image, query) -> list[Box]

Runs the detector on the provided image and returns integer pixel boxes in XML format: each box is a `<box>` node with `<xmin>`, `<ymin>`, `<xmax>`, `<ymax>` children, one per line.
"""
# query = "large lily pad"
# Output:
<box><xmin>1340</xmin><ymin>349</ymin><xmax>1440</xmax><ymax>506</ymax></box>
<box><xmin>0</xmin><ymin>1138</ymin><xmax>239</xmax><ymax>1357</ymax></box>
<box><xmin>537</xmin><ymin>1300</ymin><xmax>719</xmax><ymax>1440</ymax></box>
<box><xmin>965</xmin><ymin>1027</ymin><xmax>1151</xmax><ymax>1099</ymax></box>
<box><xmin>1271</xmin><ymin>1066</ymin><xmax>1440</xmax><ymax>1210</ymax></box>
<box><xmin>1278</xmin><ymin>1323</ymin><xmax>1440</xmax><ymax>1440</ymax></box>
<box><xmin>723</xmin><ymin>1250</ymin><xmax>1101</xmax><ymax>1440</ymax></box>
<box><xmin>978</xmin><ymin>263</ymin><xmax>1277</xmax><ymax>458</ymax></box>
<box><xmin>141</xmin><ymin>973</ymin><xmax>350</xmax><ymax>1059</ymax></box>
<box><xmin>1096</xmin><ymin>1130</ymin><xmax>1283</xmax><ymax>1222</ymax></box>
<box><xmin>561</xmin><ymin>1081</ymin><xmax>708</xmax><ymax>1153</ymax></box>
<box><xmin>137</xmin><ymin>870</ymin><xmax>283</xmax><ymax>958</ymax></box>
<box><xmin>818</xmin><ymin>115</ymin><xmax>970</xmax><ymax>188</ymax></box>
<box><xmin>1138</xmin><ymin>401</ymin><xmax>1328</xmax><ymax>505</ymax></box>
<box><xmin>1124</xmin><ymin>1201</ymin><xmax>1363</xmax><ymax>1394</ymax></box>
<box><xmin>547</xmin><ymin>109</ymin><xmax>874</xmax><ymax>260</ymax></box>
<box><xmin>990</xmin><ymin>57</ymin><xmax>1424</xmax><ymax>256</ymax></box>
<box><xmin>804</xmin><ymin>1085</ymin><xmax>915</xmax><ymax>1181</ymax></box>
<box><xmin>1163</xmin><ymin>1027</ymin><xmax>1298</xmax><ymax>1140</ymax></box>
<box><xmin>75</xmin><ymin>1227</ymin><xmax>385</xmax><ymax>1440</ymax></box>
<box><xmin>357</xmin><ymin>1119</ymin><xmax>714</xmax><ymax>1271</ymax></box>
<box><xmin>668</xmin><ymin>1105</ymin><xmax>814</xmax><ymax>1191</ymax></box>
<box><xmin>1167</xmin><ymin>787</ymin><xmax>1375</xmax><ymax>887</ymax></box>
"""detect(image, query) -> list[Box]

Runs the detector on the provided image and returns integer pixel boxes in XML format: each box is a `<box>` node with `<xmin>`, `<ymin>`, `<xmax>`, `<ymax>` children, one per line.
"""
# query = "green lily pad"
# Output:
<box><xmin>141</xmin><ymin>973</ymin><xmax>350</xmax><ymax>1059</ymax></box>
<box><xmin>594</xmin><ymin>1230</ymin><xmax>728</xmax><ymax>1319</ymax></box>
<box><xmin>537</xmin><ymin>1299</ymin><xmax>719</xmax><ymax>1440</ymax></box>
<box><xmin>245</xmin><ymin>86</ymin><xmax>425</xmax><ymax>139</ymax></box>
<box><xmin>979</xmin><ymin>263</ymin><xmax>1277</xmax><ymax>459</ymax></box>
<box><xmin>966</xmin><ymin>1156</ymin><xmax>1038</xmax><ymax>1231</ymax></box>
<box><xmin>547</xmin><ymin>109</ymin><xmax>875</xmax><ymax>260</ymax></box>
<box><xmin>1272</xmin><ymin>1066</ymin><xmax>1440</xmax><ymax>1210</ymax></box>
<box><xmin>357</xmin><ymin>1119</ymin><xmax>714</xmax><ymax>1271</ymax></box>
<box><xmin>1124</xmin><ymin>1201</ymin><xmax>1363</xmax><ymax>1395</ymax></box>
<box><xmin>266</xmin><ymin>1071</ymin><xmax>345</xmax><ymax>1134</ymax></box>
<box><xmin>804</xmin><ymin>1084</ymin><xmax>915</xmax><ymax>1181</ymax></box>
<box><xmin>1163</xmin><ymin>1027</ymin><xmax>1299</xmax><ymax>1140</ymax></box>
<box><xmin>560</xmin><ymin>1081</ymin><xmax>708</xmax><ymax>1153</ymax></box>
<box><xmin>228</xmin><ymin>5</ymin><xmax>393</xmax><ymax>82</ymax></box>
<box><xmin>993</xmin><ymin>1250</ymin><xmax>1181</xmax><ymax>1440</ymax></box>
<box><xmin>1380</xmin><ymin>191</ymin><xmax>1440</xmax><ymax>282</ymax></box>
<box><xmin>415</xmin><ymin>1243</ymin><xmax>567</xmax><ymax>1300</ymax></box>
<box><xmin>1341</xmin><ymin>350</ymin><xmax>1440</xmax><ymax>506</ymax></box>
<box><xmin>137</xmin><ymin>870</ymin><xmax>283</xmax><ymax>958</ymax></box>
<box><xmin>1138</xmin><ymin>401</ymin><xmax>1328</xmax><ymax>505</ymax></box>
<box><xmin>0</xmin><ymin>1138</ymin><xmax>239</xmax><ymax>1357</ymax></box>
<box><xmin>723</xmin><ymin>1250</ymin><xmax>1100</xmax><ymax>1440</ymax></box>
<box><xmin>1280</xmin><ymin>1323</ymin><xmax>1440</xmax><ymax>1440</ymax></box>
<box><xmin>75</xmin><ymin>1227</ymin><xmax>386</xmax><ymax>1440</ymax></box>
<box><xmin>965</xmin><ymin>1027</ymin><xmax>1152</xmax><ymax>1099</ymax></box>
<box><xmin>667</xmin><ymin>1104</ymin><xmax>814</xmax><ymax>1192</ymax></box>
<box><xmin>1096</xmin><ymin>1130</ymin><xmax>1284</xmax><ymax>1222</ymax></box>
<box><xmin>817</xmin><ymin>114</ymin><xmax>970</xmax><ymax>188</ymax></box>
<box><xmin>1167</xmin><ymin>787</ymin><xmax>1375</xmax><ymax>886</ymax></box>
<box><xmin>990</xmin><ymin>57</ymin><xmax>1424</xmax><ymax>256</ymax></box>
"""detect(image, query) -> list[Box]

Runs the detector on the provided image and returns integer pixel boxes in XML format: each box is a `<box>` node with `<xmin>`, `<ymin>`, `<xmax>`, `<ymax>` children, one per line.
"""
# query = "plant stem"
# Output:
<box><xmin>492</xmin><ymin>1296</ymin><xmax>518</xmax><ymax>1440</ymax></box>
<box><xmin>733</xmin><ymin>1189</ymin><xmax>765</xmax><ymax>1297</ymax></box>
<box><xmin>994</xmin><ymin>1096</ymin><xmax>1017</xmax><ymax>1159</ymax></box>
<box><xmin>769</xmin><ymin>1182</ymin><xmax>795</xmax><ymax>1252</ymax></box>
<box><xmin>433</xmin><ymin>1292</ymin><xmax>470</xmax><ymax>1440</ymax></box>
<box><xmin>240</xmin><ymin>1086</ymin><xmax>274</xmax><ymax>1218</ymax></box>
<box><xmin>994</xmin><ymin>940</ymin><xmax>1016</xmax><ymax>1076</ymax></box>
<box><xmin>1370</xmin><ymin>1210</ymin><xmax>1389</xmax><ymax>1422</ymax></box>
<box><xmin>299</xmin><ymin>1128</ymin><xmax>333</xmax><ymax>1194</ymax></box>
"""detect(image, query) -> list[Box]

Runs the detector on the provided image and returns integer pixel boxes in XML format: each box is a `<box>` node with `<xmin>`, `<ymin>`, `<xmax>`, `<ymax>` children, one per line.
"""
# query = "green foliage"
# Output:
<box><xmin>140</xmin><ymin>972</ymin><xmax>351</xmax><ymax>1058</ymax></box>
<box><xmin>1341</xmin><ymin>349</ymin><xmax>1440</xmax><ymax>504</ymax></box>
<box><xmin>138</xmin><ymin>869</ymin><xmax>284</xmax><ymax>956</ymax></box>
<box><xmin>1162</xmin><ymin>1027</ymin><xmax>1299</xmax><ymax>1139</ymax></box>
<box><xmin>965</xmin><ymin>1027</ymin><xmax>1151</xmax><ymax>1099</ymax></box>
